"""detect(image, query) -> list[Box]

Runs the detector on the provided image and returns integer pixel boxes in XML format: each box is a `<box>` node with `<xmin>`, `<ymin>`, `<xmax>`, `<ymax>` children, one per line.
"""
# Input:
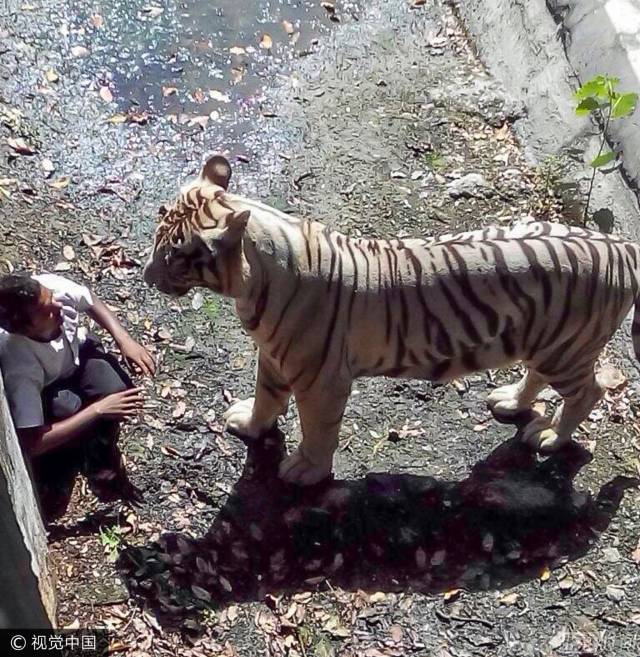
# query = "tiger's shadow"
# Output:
<box><xmin>117</xmin><ymin>428</ymin><xmax>637</xmax><ymax>629</ymax></box>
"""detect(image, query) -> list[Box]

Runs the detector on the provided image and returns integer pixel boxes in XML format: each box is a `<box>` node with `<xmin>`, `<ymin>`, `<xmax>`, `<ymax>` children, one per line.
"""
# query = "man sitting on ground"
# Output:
<box><xmin>0</xmin><ymin>272</ymin><xmax>155</xmax><ymax>518</ymax></box>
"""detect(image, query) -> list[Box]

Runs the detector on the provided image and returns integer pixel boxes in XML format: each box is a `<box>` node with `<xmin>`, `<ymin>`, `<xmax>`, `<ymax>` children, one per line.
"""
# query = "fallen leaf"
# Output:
<box><xmin>99</xmin><ymin>86</ymin><xmax>113</xmax><ymax>103</ymax></box>
<box><xmin>70</xmin><ymin>45</ymin><xmax>89</xmax><ymax>58</ymax></box>
<box><xmin>7</xmin><ymin>137</ymin><xmax>35</xmax><ymax>155</ymax></box>
<box><xmin>63</xmin><ymin>245</ymin><xmax>75</xmax><ymax>260</ymax></box>
<box><xmin>389</xmin><ymin>624</ymin><xmax>403</xmax><ymax>643</ymax></box>
<box><xmin>41</xmin><ymin>158</ymin><xmax>55</xmax><ymax>176</ymax></box>
<box><xmin>188</xmin><ymin>115</ymin><xmax>209</xmax><ymax>129</ymax></box>
<box><xmin>160</xmin><ymin>444</ymin><xmax>181</xmax><ymax>458</ymax></box>
<box><xmin>89</xmin><ymin>13</ymin><xmax>104</xmax><ymax>28</ymax></box>
<box><xmin>443</xmin><ymin>589</ymin><xmax>461</xmax><ymax>603</ymax></box>
<box><xmin>549</xmin><ymin>629</ymin><xmax>566</xmax><ymax>649</ymax></box>
<box><xmin>82</xmin><ymin>233</ymin><xmax>104</xmax><ymax>246</ymax></box>
<box><xmin>260</xmin><ymin>33</ymin><xmax>273</xmax><ymax>49</ymax></box>
<box><xmin>229</xmin><ymin>46</ymin><xmax>246</xmax><ymax>55</ymax></box>
<box><xmin>412</xmin><ymin>0</ymin><xmax>427</xmax><ymax>6</ymax></box>
<box><xmin>106</xmin><ymin>114</ymin><xmax>127</xmax><ymax>124</ymax></box>
<box><xmin>45</xmin><ymin>68</ymin><xmax>59</xmax><ymax>83</ymax></box>
<box><xmin>282</xmin><ymin>20</ymin><xmax>295</xmax><ymax>35</ymax></box>
<box><xmin>321</xmin><ymin>1</ymin><xmax>335</xmax><ymax>14</ymax></box>
<box><xmin>209</xmin><ymin>89</ymin><xmax>231</xmax><ymax>103</ymax></box>
<box><xmin>173</xmin><ymin>401</ymin><xmax>186</xmax><ymax>419</ymax></box>
<box><xmin>50</xmin><ymin>176</ymin><xmax>70</xmax><ymax>189</ymax></box>
<box><xmin>162</xmin><ymin>86</ymin><xmax>178</xmax><ymax>97</ymax></box>
<box><xmin>558</xmin><ymin>576</ymin><xmax>574</xmax><ymax>593</ymax></box>
<box><xmin>192</xmin><ymin>292</ymin><xmax>204</xmax><ymax>310</ymax></box>
<box><xmin>539</xmin><ymin>566</ymin><xmax>551</xmax><ymax>582</ymax></box>
<box><xmin>142</xmin><ymin>5</ymin><xmax>164</xmax><ymax>17</ymax></box>
<box><xmin>192</xmin><ymin>88</ymin><xmax>206</xmax><ymax>103</ymax></box>
<box><xmin>498</xmin><ymin>592</ymin><xmax>518</xmax><ymax>605</ymax></box>
<box><xmin>606</xmin><ymin>585</ymin><xmax>625</xmax><ymax>603</ymax></box>
<box><xmin>599</xmin><ymin>364</ymin><xmax>626</xmax><ymax>390</ymax></box>
<box><xmin>54</xmin><ymin>262</ymin><xmax>72</xmax><ymax>272</ymax></box>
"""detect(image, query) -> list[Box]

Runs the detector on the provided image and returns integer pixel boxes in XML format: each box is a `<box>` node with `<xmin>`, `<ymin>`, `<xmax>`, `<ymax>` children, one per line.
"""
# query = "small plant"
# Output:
<box><xmin>99</xmin><ymin>526</ymin><xmax>125</xmax><ymax>563</ymax></box>
<box><xmin>423</xmin><ymin>149</ymin><xmax>445</xmax><ymax>172</ymax></box>
<box><xmin>202</xmin><ymin>297</ymin><xmax>220</xmax><ymax>322</ymax></box>
<box><xmin>574</xmin><ymin>74</ymin><xmax>638</xmax><ymax>222</ymax></box>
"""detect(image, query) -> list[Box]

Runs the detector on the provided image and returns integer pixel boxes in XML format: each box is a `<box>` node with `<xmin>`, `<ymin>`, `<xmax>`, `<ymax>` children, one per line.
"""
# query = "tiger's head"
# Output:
<box><xmin>144</xmin><ymin>155</ymin><xmax>250</xmax><ymax>298</ymax></box>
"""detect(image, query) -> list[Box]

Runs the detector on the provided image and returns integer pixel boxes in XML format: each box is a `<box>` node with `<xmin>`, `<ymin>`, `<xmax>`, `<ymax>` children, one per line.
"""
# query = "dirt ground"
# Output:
<box><xmin>2</xmin><ymin>0</ymin><xmax>640</xmax><ymax>656</ymax></box>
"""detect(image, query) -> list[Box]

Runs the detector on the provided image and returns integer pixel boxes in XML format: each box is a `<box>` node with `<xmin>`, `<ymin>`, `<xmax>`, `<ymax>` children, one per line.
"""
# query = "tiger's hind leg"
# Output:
<box><xmin>522</xmin><ymin>366</ymin><xmax>603</xmax><ymax>453</ymax></box>
<box><xmin>278</xmin><ymin>385</ymin><xmax>351</xmax><ymax>486</ymax></box>
<box><xmin>224</xmin><ymin>352</ymin><xmax>291</xmax><ymax>438</ymax></box>
<box><xmin>487</xmin><ymin>369</ymin><xmax>547</xmax><ymax>421</ymax></box>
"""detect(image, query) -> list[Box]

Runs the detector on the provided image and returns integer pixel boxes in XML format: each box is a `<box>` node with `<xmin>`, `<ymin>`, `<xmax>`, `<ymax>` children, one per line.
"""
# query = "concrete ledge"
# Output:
<box><xmin>0</xmin><ymin>373</ymin><xmax>55</xmax><ymax>628</ymax></box>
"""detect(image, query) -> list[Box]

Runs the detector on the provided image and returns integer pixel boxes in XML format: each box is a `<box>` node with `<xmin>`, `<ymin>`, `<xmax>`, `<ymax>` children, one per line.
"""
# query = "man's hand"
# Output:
<box><xmin>119</xmin><ymin>338</ymin><xmax>156</xmax><ymax>377</ymax></box>
<box><xmin>93</xmin><ymin>388</ymin><xmax>145</xmax><ymax>419</ymax></box>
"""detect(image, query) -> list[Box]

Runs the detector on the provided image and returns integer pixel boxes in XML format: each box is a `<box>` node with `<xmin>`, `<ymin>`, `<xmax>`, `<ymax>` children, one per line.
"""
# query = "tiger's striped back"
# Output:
<box><xmin>144</xmin><ymin>155</ymin><xmax>640</xmax><ymax>485</ymax></box>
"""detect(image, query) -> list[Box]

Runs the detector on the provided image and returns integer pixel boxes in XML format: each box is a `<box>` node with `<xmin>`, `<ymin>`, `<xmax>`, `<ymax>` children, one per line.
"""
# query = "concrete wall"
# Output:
<box><xmin>548</xmin><ymin>0</ymin><xmax>640</xmax><ymax>188</ymax></box>
<box><xmin>0</xmin><ymin>373</ymin><xmax>55</xmax><ymax>628</ymax></box>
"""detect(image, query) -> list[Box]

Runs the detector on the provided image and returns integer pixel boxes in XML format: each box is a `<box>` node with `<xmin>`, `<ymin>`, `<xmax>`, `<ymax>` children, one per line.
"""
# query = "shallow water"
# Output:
<box><xmin>70</xmin><ymin>0</ymin><xmax>359</xmax><ymax>118</ymax></box>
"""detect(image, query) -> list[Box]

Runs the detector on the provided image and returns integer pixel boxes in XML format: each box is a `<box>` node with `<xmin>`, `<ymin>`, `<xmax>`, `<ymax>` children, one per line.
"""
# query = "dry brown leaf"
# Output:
<box><xmin>282</xmin><ymin>20</ymin><xmax>295</xmax><ymax>35</ymax></box>
<box><xmin>160</xmin><ymin>444</ymin><xmax>181</xmax><ymax>458</ymax></box>
<box><xmin>7</xmin><ymin>137</ymin><xmax>35</xmax><ymax>155</ymax></box>
<box><xmin>162</xmin><ymin>86</ymin><xmax>178</xmax><ymax>97</ymax></box>
<box><xmin>443</xmin><ymin>588</ymin><xmax>461</xmax><ymax>603</ymax></box>
<box><xmin>90</xmin><ymin>13</ymin><xmax>104</xmax><ymax>28</ymax></box>
<box><xmin>192</xmin><ymin>88</ymin><xmax>206</xmax><ymax>103</ymax></box>
<box><xmin>99</xmin><ymin>86</ymin><xmax>113</xmax><ymax>103</ymax></box>
<box><xmin>260</xmin><ymin>34</ymin><xmax>273</xmax><ymax>49</ymax></box>
<box><xmin>412</xmin><ymin>0</ymin><xmax>427</xmax><ymax>6</ymax></box>
<box><xmin>229</xmin><ymin>46</ymin><xmax>246</xmax><ymax>55</ymax></box>
<box><xmin>539</xmin><ymin>565</ymin><xmax>551</xmax><ymax>582</ymax></box>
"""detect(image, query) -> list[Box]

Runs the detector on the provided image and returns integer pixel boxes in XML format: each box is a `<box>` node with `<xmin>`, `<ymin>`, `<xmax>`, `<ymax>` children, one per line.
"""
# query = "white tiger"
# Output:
<box><xmin>143</xmin><ymin>156</ymin><xmax>640</xmax><ymax>485</ymax></box>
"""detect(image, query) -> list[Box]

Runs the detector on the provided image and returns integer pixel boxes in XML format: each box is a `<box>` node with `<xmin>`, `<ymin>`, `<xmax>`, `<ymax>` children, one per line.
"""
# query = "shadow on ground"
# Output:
<box><xmin>116</xmin><ymin>429</ymin><xmax>638</xmax><ymax>629</ymax></box>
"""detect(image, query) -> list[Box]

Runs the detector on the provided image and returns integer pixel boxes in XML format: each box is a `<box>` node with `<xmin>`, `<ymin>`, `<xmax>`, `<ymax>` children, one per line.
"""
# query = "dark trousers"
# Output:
<box><xmin>32</xmin><ymin>334</ymin><xmax>134</xmax><ymax>520</ymax></box>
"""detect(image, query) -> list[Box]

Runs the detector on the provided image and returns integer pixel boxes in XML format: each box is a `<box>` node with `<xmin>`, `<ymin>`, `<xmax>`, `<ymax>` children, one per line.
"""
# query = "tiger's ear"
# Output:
<box><xmin>201</xmin><ymin>155</ymin><xmax>232</xmax><ymax>189</ymax></box>
<box><xmin>220</xmin><ymin>210</ymin><xmax>250</xmax><ymax>245</ymax></box>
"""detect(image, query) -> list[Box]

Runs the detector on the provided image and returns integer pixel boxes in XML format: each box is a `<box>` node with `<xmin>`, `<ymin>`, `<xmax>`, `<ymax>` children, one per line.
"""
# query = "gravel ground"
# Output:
<box><xmin>2</xmin><ymin>0</ymin><xmax>640</xmax><ymax>656</ymax></box>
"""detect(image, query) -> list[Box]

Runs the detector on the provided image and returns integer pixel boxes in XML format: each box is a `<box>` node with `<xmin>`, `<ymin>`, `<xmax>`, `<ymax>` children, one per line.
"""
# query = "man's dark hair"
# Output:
<box><xmin>0</xmin><ymin>274</ymin><xmax>41</xmax><ymax>333</ymax></box>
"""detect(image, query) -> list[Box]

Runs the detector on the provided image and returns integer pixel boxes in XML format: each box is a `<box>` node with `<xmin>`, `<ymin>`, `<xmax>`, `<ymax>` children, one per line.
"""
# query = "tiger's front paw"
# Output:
<box><xmin>223</xmin><ymin>398</ymin><xmax>273</xmax><ymax>438</ymax></box>
<box><xmin>278</xmin><ymin>447</ymin><xmax>332</xmax><ymax>486</ymax></box>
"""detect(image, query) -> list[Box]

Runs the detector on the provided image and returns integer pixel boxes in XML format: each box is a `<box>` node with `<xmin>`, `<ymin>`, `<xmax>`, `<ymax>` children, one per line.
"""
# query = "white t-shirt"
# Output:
<box><xmin>0</xmin><ymin>273</ymin><xmax>94</xmax><ymax>429</ymax></box>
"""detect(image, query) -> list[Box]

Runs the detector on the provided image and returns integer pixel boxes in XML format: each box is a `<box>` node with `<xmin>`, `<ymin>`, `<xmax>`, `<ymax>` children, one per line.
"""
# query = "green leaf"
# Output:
<box><xmin>575</xmin><ymin>97</ymin><xmax>600</xmax><ymax>116</ymax></box>
<box><xmin>574</xmin><ymin>75</ymin><xmax>619</xmax><ymax>101</ymax></box>
<box><xmin>591</xmin><ymin>151</ymin><xmax>616</xmax><ymax>168</ymax></box>
<box><xmin>612</xmin><ymin>92</ymin><xmax>638</xmax><ymax>118</ymax></box>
